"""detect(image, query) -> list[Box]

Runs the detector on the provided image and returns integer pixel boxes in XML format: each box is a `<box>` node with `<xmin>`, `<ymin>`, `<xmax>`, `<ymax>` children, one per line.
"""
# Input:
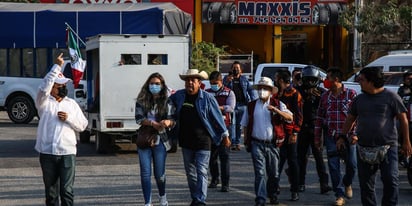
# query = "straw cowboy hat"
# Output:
<box><xmin>253</xmin><ymin>77</ymin><xmax>275</xmax><ymax>89</ymax></box>
<box><xmin>253</xmin><ymin>77</ymin><xmax>279</xmax><ymax>93</ymax></box>
<box><xmin>179</xmin><ymin>69</ymin><xmax>209</xmax><ymax>80</ymax></box>
<box><xmin>55</xmin><ymin>72</ymin><xmax>72</xmax><ymax>84</ymax></box>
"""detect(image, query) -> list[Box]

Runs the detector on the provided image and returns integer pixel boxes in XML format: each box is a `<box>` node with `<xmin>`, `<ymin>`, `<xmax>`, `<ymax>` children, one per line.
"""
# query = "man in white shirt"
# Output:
<box><xmin>35</xmin><ymin>53</ymin><xmax>88</xmax><ymax>206</ymax></box>
<box><xmin>240</xmin><ymin>77</ymin><xmax>293</xmax><ymax>206</ymax></box>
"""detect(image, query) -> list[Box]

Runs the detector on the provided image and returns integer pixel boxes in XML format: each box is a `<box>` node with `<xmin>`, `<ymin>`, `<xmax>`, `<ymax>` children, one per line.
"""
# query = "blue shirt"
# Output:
<box><xmin>170</xmin><ymin>89</ymin><xmax>229</xmax><ymax>146</ymax></box>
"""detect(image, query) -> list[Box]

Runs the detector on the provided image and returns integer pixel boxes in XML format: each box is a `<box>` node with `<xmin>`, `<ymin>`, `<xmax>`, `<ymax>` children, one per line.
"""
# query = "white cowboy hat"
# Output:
<box><xmin>179</xmin><ymin>69</ymin><xmax>209</xmax><ymax>80</ymax></box>
<box><xmin>253</xmin><ymin>77</ymin><xmax>275</xmax><ymax>89</ymax></box>
<box><xmin>55</xmin><ymin>72</ymin><xmax>72</xmax><ymax>84</ymax></box>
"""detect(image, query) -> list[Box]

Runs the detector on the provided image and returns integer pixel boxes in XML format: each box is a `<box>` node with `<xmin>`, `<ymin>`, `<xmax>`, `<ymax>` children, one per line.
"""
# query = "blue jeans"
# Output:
<box><xmin>358</xmin><ymin>146</ymin><xmax>398</xmax><ymax>206</ymax></box>
<box><xmin>231</xmin><ymin>104</ymin><xmax>246</xmax><ymax>145</ymax></box>
<box><xmin>39</xmin><ymin>153</ymin><xmax>76</xmax><ymax>206</ymax></box>
<box><xmin>324</xmin><ymin>136</ymin><xmax>357</xmax><ymax>198</ymax></box>
<box><xmin>250</xmin><ymin>140</ymin><xmax>280</xmax><ymax>204</ymax></box>
<box><xmin>182</xmin><ymin>148</ymin><xmax>211</xmax><ymax>204</ymax></box>
<box><xmin>209</xmin><ymin>144</ymin><xmax>230</xmax><ymax>186</ymax></box>
<box><xmin>138</xmin><ymin>142</ymin><xmax>167</xmax><ymax>204</ymax></box>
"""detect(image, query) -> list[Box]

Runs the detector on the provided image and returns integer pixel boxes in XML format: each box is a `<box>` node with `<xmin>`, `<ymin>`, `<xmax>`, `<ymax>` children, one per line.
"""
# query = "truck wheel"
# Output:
<box><xmin>7</xmin><ymin>95</ymin><xmax>36</xmax><ymax>124</ymax></box>
<box><xmin>209</xmin><ymin>2</ymin><xmax>223</xmax><ymax>23</ymax></box>
<box><xmin>312</xmin><ymin>4</ymin><xmax>329</xmax><ymax>25</ymax></box>
<box><xmin>219</xmin><ymin>3</ymin><xmax>237</xmax><ymax>24</ymax></box>
<box><xmin>79</xmin><ymin>130</ymin><xmax>91</xmax><ymax>143</ymax></box>
<box><xmin>95</xmin><ymin>131</ymin><xmax>110</xmax><ymax>153</ymax></box>
<box><xmin>202</xmin><ymin>2</ymin><xmax>211</xmax><ymax>23</ymax></box>
<box><xmin>327</xmin><ymin>3</ymin><xmax>340</xmax><ymax>24</ymax></box>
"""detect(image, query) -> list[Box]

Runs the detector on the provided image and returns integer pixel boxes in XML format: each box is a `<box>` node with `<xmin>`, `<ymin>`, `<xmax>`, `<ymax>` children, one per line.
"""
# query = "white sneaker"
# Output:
<box><xmin>144</xmin><ymin>204</ymin><xmax>153</xmax><ymax>206</ymax></box>
<box><xmin>159</xmin><ymin>194</ymin><xmax>168</xmax><ymax>206</ymax></box>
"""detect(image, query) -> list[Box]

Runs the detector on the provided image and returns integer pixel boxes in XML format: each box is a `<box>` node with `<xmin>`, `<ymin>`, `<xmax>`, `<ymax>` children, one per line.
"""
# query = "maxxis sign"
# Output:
<box><xmin>202</xmin><ymin>0</ymin><xmax>348</xmax><ymax>25</ymax></box>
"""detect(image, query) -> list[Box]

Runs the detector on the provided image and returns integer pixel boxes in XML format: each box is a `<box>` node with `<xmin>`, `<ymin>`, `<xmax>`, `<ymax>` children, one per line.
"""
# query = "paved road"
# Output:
<box><xmin>1</xmin><ymin>111</ymin><xmax>412</xmax><ymax>206</ymax></box>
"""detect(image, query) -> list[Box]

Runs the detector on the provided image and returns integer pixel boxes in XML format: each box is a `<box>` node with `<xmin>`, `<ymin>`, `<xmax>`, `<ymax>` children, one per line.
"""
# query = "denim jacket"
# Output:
<box><xmin>223</xmin><ymin>75</ymin><xmax>258</xmax><ymax>103</ymax></box>
<box><xmin>170</xmin><ymin>89</ymin><xmax>229</xmax><ymax>146</ymax></box>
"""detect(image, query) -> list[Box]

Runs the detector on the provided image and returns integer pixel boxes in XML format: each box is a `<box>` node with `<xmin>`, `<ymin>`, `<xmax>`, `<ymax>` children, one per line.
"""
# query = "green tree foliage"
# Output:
<box><xmin>339</xmin><ymin>0</ymin><xmax>412</xmax><ymax>63</ymax></box>
<box><xmin>190</xmin><ymin>41</ymin><xmax>227</xmax><ymax>75</ymax></box>
<box><xmin>340</xmin><ymin>0</ymin><xmax>412</xmax><ymax>40</ymax></box>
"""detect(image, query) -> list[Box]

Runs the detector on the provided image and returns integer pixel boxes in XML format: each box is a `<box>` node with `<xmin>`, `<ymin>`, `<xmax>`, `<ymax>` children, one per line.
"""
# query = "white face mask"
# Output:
<box><xmin>258</xmin><ymin>89</ymin><xmax>270</xmax><ymax>99</ymax></box>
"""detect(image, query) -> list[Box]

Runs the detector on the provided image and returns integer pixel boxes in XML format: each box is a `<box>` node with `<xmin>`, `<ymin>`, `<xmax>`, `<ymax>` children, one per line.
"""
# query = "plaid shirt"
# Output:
<box><xmin>314</xmin><ymin>87</ymin><xmax>357</xmax><ymax>142</ymax></box>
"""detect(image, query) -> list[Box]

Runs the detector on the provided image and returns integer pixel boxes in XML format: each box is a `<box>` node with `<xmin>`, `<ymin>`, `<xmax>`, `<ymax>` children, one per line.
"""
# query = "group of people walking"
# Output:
<box><xmin>34</xmin><ymin>54</ymin><xmax>412</xmax><ymax>206</ymax></box>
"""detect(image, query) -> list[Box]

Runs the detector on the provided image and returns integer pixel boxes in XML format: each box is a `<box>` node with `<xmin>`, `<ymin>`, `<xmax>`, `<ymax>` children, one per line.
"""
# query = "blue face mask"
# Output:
<box><xmin>149</xmin><ymin>84</ymin><xmax>162</xmax><ymax>94</ymax></box>
<box><xmin>210</xmin><ymin>84</ymin><xmax>221</xmax><ymax>92</ymax></box>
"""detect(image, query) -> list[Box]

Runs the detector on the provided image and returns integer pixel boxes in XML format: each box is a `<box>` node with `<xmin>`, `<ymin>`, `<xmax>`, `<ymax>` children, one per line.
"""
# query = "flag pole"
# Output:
<box><xmin>65</xmin><ymin>22</ymin><xmax>86</xmax><ymax>47</ymax></box>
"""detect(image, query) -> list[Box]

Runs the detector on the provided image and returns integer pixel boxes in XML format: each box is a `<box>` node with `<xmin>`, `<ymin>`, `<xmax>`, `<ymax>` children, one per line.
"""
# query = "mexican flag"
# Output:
<box><xmin>67</xmin><ymin>29</ymin><xmax>86</xmax><ymax>88</ymax></box>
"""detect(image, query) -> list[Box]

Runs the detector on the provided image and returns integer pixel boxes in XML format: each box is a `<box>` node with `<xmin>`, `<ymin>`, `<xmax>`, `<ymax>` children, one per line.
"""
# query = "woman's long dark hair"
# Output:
<box><xmin>136</xmin><ymin>73</ymin><xmax>169</xmax><ymax>120</ymax></box>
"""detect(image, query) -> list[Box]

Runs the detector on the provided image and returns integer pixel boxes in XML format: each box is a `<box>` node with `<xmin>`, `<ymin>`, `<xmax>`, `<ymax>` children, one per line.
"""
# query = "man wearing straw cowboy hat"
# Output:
<box><xmin>240</xmin><ymin>77</ymin><xmax>293</xmax><ymax>206</ymax></box>
<box><xmin>170</xmin><ymin>69</ymin><xmax>231</xmax><ymax>206</ymax></box>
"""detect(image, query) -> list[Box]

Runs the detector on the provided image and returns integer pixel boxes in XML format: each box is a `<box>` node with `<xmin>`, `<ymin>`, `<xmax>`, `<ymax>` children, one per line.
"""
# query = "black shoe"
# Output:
<box><xmin>191</xmin><ymin>200</ymin><xmax>206</xmax><ymax>206</ymax></box>
<box><xmin>220</xmin><ymin>185</ymin><xmax>229</xmax><ymax>192</ymax></box>
<box><xmin>291</xmin><ymin>192</ymin><xmax>299</xmax><ymax>201</ymax></box>
<box><xmin>298</xmin><ymin>185</ymin><xmax>305</xmax><ymax>192</ymax></box>
<box><xmin>208</xmin><ymin>180</ymin><xmax>219</xmax><ymax>188</ymax></box>
<box><xmin>320</xmin><ymin>185</ymin><xmax>332</xmax><ymax>194</ymax></box>
<box><xmin>269</xmin><ymin>196</ymin><xmax>279</xmax><ymax>205</ymax></box>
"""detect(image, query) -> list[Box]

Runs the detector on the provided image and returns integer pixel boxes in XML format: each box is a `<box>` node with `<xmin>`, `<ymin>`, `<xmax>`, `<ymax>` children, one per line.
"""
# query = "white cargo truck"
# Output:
<box><xmin>81</xmin><ymin>34</ymin><xmax>189</xmax><ymax>153</ymax></box>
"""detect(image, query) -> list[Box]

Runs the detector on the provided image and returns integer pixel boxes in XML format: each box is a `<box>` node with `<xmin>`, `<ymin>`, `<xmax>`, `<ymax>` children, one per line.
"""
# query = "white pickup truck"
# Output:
<box><xmin>343</xmin><ymin>72</ymin><xmax>402</xmax><ymax>94</ymax></box>
<box><xmin>203</xmin><ymin>63</ymin><xmax>321</xmax><ymax>89</ymax></box>
<box><xmin>254</xmin><ymin>63</ymin><xmax>326</xmax><ymax>84</ymax></box>
<box><xmin>0</xmin><ymin>61</ymin><xmax>87</xmax><ymax>124</ymax></box>
<box><xmin>255</xmin><ymin>63</ymin><xmax>401</xmax><ymax>95</ymax></box>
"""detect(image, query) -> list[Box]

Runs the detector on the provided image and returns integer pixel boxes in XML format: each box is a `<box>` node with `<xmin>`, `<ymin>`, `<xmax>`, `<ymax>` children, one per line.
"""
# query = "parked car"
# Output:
<box><xmin>365</xmin><ymin>51</ymin><xmax>412</xmax><ymax>72</ymax></box>
<box><xmin>254</xmin><ymin>63</ymin><xmax>327</xmax><ymax>84</ymax></box>
<box><xmin>0</xmin><ymin>60</ymin><xmax>87</xmax><ymax>124</ymax></box>
<box><xmin>343</xmin><ymin>71</ymin><xmax>403</xmax><ymax>94</ymax></box>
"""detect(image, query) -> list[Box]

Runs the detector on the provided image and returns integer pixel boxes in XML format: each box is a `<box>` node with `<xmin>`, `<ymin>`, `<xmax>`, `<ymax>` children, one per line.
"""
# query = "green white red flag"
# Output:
<box><xmin>67</xmin><ymin>29</ymin><xmax>86</xmax><ymax>88</ymax></box>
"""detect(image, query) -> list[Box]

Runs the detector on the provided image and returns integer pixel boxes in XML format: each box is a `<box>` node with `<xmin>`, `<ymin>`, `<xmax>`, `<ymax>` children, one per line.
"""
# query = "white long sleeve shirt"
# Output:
<box><xmin>35</xmin><ymin>64</ymin><xmax>88</xmax><ymax>155</ymax></box>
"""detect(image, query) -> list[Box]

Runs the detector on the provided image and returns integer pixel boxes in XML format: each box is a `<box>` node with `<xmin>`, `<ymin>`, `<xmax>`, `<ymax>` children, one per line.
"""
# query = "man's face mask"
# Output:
<box><xmin>258</xmin><ymin>89</ymin><xmax>271</xmax><ymax>99</ymax></box>
<box><xmin>57</xmin><ymin>85</ymin><xmax>68</xmax><ymax>98</ymax></box>
<box><xmin>210</xmin><ymin>84</ymin><xmax>221</xmax><ymax>92</ymax></box>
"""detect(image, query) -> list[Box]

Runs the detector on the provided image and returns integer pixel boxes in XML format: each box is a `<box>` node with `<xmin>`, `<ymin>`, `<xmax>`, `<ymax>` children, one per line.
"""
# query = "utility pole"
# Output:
<box><xmin>353</xmin><ymin>0</ymin><xmax>363</xmax><ymax>68</ymax></box>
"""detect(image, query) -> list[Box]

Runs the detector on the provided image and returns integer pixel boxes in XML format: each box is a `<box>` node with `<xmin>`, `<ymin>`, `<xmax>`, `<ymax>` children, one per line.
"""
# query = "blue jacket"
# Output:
<box><xmin>223</xmin><ymin>75</ymin><xmax>258</xmax><ymax>103</ymax></box>
<box><xmin>170</xmin><ymin>89</ymin><xmax>229</xmax><ymax>146</ymax></box>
